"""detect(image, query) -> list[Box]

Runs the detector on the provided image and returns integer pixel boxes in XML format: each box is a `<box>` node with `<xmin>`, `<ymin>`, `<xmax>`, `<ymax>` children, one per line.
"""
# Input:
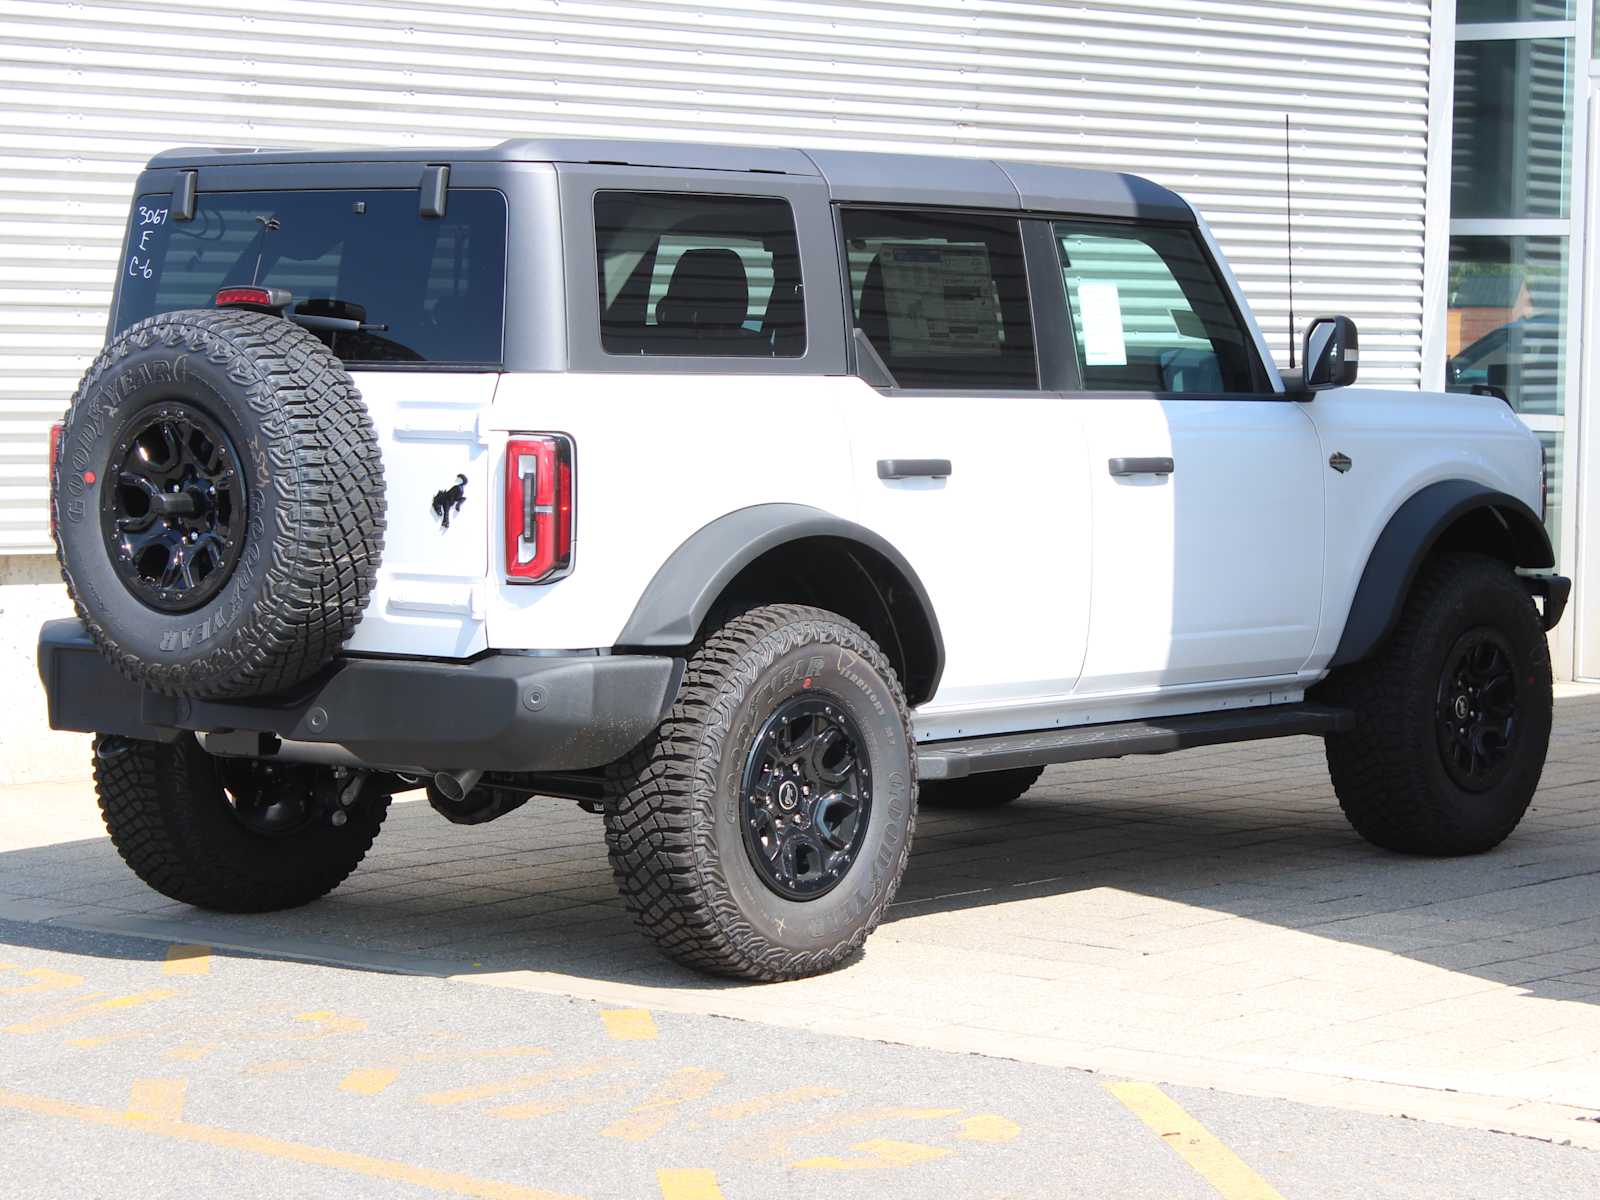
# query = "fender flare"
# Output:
<box><xmin>615</xmin><ymin>503</ymin><xmax>945</xmax><ymax>704</ymax></box>
<box><xmin>1329</xmin><ymin>479</ymin><xmax>1553</xmax><ymax>669</ymax></box>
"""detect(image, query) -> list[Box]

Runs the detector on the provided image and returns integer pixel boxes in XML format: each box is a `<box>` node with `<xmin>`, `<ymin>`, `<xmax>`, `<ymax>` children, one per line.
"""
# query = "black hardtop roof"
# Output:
<box><xmin>144</xmin><ymin>137</ymin><xmax>1194</xmax><ymax>222</ymax></box>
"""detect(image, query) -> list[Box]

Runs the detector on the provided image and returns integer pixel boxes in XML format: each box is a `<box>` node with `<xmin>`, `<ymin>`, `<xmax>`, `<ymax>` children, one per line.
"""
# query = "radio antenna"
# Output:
<box><xmin>1284</xmin><ymin>114</ymin><xmax>1297</xmax><ymax>371</ymax></box>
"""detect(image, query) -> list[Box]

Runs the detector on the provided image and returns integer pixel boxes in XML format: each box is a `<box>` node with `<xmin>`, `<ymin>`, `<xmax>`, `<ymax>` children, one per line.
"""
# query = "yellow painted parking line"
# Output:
<box><xmin>127</xmin><ymin>1078</ymin><xmax>187</xmax><ymax>1122</ymax></box>
<box><xmin>0</xmin><ymin>968</ymin><xmax>85</xmax><ymax>996</ymax></box>
<box><xmin>0</xmin><ymin>1087</ymin><xmax>586</xmax><ymax>1200</ymax></box>
<box><xmin>1107</xmin><ymin>1082</ymin><xmax>1287</xmax><ymax>1200</ymax></box>
<box><xmin>293</xmin><ymin>1010</ymin><xmax>367</xmax><ymax>1037</ymax></box>
<box><xmin>708</xmin><ymin>1085</ymin><xmax>841</xmax><ymax>1121</ymax></box>
<box><xmin>4</xmin><ymin>989</ymin><xmax>176</xmax><ymax>1035</ymax></box>
<box><xmin>601</xmin><ymin>1008</ymin><xmax>657</xmax><ymax>1041</ymax></box>
<box><xmin>165</xmin><ymin>1042</ymin><xmax>219</xmax><ymax>1063</ymax></box>
<box><xmin>792</xmin><ymin>1138</ymin><xmax>953</xmax><ymax>1170</ymax></box>
<box><xmin>602</xmin><ymin>1067</ymin><xmax>725</xmax><ymax>1142</ymax></box>
<box><xmin>656</xmin><ymin>1168</ymin><xmax>726</xmax><ymax>1200</ymax></box>
<box><xmin>958</xmin><ymin>1113</ymin><xmax>1021</xmax><ymax>1143</ymax></box>
<box><xmin>423</xmin><ymin>1056</ymin><xmax>636</xmax><ymax>1111</ymax></box>
<box><xmin>493</xmin><ymin>1082</ymin><xmax>630</xmax><ymax>1121</ymax></box>
<box><xmin>342</xmin><ymin>1067</ymin><xmax>402</xmax><ymax>1096</ymax></box>
<box><xmin>163</xmin><ymin>945</ymin><xmax>211</xmax><ymax>976</ymax></box>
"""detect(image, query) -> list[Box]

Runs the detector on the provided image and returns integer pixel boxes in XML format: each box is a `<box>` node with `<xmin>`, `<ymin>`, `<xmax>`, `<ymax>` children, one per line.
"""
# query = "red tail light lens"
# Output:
<box><xmin>505</xmin><ymin>435</ymin><xmax>574</xmax><ymax>583</ymax></box>
<box><xmin>48</xmin><ymin>420</ymin><xmax>63</xmax><ymax>538</ymax></box>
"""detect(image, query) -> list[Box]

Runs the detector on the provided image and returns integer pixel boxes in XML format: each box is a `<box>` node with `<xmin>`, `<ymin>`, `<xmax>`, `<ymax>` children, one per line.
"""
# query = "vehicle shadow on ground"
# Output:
<box><xmin>4</xmin><ymin>697</ymin><xmax>1599</xmax><ymax>1005</ymax></box>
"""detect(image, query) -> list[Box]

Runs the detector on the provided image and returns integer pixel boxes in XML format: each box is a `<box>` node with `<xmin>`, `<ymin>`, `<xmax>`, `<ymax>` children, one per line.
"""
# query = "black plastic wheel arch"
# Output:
<box><xmin>614</xmin><ymin>504</ymin><xmax>945</xmax><ymax>706</ymax></box>
<box><xmin>1330</xmin><ymin>480</ymin><xmax>1555</xmax><ymax>669</ymax></box>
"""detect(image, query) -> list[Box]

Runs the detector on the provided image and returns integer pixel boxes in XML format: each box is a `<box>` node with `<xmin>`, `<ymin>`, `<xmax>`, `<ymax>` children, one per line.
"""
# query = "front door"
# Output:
<box><xmin>1041</xmin><ymin>217</ymin><xmax>1324</xmax><ymax>695</ymax></box>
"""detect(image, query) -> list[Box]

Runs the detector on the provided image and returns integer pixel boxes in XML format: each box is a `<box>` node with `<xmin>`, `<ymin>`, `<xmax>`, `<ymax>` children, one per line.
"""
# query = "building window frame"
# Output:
<box><xmin>1447</xmin><ymin>11</ymin><xmax>1587</xmax><ymax>606</ymax></box>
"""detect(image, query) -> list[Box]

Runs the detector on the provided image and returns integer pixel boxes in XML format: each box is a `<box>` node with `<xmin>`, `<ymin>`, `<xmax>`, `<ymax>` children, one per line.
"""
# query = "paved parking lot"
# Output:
<box><xmin>5</xmin><ymin>695</ymin><xmax>1600</xmax><ymax>1155</ymax></box>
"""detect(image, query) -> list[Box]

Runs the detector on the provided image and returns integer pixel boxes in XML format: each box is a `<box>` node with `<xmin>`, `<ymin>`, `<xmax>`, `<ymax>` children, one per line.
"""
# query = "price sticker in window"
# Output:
<box><xmin>1077</xmin><ymin>281</ymin><xmax>1127</xmax><ymax>367</ymax></box>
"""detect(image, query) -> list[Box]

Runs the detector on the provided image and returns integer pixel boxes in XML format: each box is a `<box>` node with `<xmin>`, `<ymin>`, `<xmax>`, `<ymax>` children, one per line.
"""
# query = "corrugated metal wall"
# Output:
<box><xmin>0</xmin><ymin>0</ymin><xmax>1436</xmax><ymax>553</ymax></box>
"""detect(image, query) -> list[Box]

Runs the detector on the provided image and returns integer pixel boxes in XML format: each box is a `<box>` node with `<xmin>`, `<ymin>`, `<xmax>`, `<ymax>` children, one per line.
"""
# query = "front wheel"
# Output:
<box><xmin>1322</xmin><ymin>553</ymin><xmax>1552</xmax><ymax>855</ymax></box>
<box><xmin>605</xmin><ymin>604</ymin><xmax>916</xmax><ymax>980</ymax></box>
<box><xmin>94</xmin><ymin>735</ymin><xmax>389</xmax><ymax>911</ymax></box>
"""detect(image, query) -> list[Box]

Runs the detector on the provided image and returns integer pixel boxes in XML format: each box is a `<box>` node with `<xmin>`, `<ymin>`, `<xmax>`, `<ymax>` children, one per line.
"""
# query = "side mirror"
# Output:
<box><xmin>1301</xmin><ymin>315</ymin><xmax>1359</xmax><ymax>393</ymax></box>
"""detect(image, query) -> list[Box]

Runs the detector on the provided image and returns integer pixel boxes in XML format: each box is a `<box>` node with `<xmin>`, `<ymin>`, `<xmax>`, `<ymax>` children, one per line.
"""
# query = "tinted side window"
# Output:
<box><xmin>1052</xmin><ymin>221</ymin><xmax>1263</xmax><ymax>394</ymax></box>
<box><xmin>842</xmin><ymin>209</ymin><xmax>1038</xmax><ymax>390</ymax></box>
<box><xmin>117</xmin><ymin>189</ymin><xmax>507</xmax><ymax>366</ymax></box>
<box><xmin>595</xmin><ymin>192</ymin><xmax>804</xmax><ymax>357</ymax></box>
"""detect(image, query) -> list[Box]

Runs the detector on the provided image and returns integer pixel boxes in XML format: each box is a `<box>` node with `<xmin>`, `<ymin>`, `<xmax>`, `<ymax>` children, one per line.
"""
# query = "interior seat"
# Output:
<box><xmin>654</xmin><ymin>248</ymin><xmax>763</xmax><ymax>349</ymax></box>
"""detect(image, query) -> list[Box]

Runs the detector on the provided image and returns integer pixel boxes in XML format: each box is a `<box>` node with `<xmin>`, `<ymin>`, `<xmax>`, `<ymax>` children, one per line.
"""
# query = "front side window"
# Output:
<box><xmin>595</xmin><ymin>192</ymin><xmax>804</xmax><ymax>357</ymax></box>
<box><xmin>117</xmin><ymin>189</ymin><xmax>507</xmax><ymax>366</ymax></box>
<box><xmin>1054</xmin><ymin>220</ymin><xmax>1264</xmax><ymax>394</ymax></box>
<box><xmin>842</xmin><ymin>208</ymin><xmax>1038</xmax><ymax>390</ymax></box>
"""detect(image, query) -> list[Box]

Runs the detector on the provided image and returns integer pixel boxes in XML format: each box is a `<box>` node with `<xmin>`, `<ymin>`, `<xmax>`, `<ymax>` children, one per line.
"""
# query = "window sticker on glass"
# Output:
<box><xmin>1077</xmin><ymin>281</ymin><xmax>1127</xmax><ymax>366</ymax></box>
<box><xmin>878</xmin><ymin>243</ymin><xmax>1001</xmax><ymax>357</ymax></box>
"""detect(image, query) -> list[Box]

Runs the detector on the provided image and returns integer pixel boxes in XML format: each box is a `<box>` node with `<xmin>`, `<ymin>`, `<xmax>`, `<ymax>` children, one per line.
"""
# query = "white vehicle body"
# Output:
<box><xmin>75</xmin><ymin>137</ymin><xmax>1558</xmax><ymax>769</ymax></box>
<box><xmin>39</xmin><ymin>136</ymin><xmax>1566</xmax><ymax>983</ymax></box>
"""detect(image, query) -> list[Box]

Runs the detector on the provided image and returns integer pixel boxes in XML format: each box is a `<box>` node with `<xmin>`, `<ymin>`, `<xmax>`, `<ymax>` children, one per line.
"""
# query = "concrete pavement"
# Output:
<box><xmin>4</xmin><ymin>697</ymin><xmax>1600</xmax><ymax>1155</ymax></box>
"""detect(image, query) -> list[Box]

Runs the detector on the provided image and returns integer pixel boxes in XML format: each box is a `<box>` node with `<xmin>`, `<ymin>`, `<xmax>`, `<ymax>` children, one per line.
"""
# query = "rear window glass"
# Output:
<box><xmin>595</xmin><ymin>191</ymin><xmax>805</xmax><ymax>357</ymax></box>
<box><xmin>116</xmin><ymin>189</ymin><xmax>507</xmax><ymax>366</ymax></box>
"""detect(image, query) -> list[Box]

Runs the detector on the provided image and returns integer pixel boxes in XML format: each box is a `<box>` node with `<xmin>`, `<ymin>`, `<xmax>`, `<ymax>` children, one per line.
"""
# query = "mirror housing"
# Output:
<box><xmin>1289</xmin><ymin>315</ymin><xmax>1359</xmax><ymax>399</ymax></box>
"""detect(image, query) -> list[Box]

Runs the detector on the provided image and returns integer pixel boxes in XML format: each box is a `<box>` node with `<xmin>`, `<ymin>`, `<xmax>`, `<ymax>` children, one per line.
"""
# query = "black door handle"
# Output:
<box><xmin>1108</xmin><ymin>457</ymin><xmax>1174</xmax><ymax>477</ymax></box>
<box><xmin>878</xmin><ymin>459</ymin><xmax>952</xmax><ymax>480</ymax></box>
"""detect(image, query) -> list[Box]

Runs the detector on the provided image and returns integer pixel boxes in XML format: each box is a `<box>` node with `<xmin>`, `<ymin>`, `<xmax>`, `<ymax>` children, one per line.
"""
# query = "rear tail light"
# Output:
<box><xmin>505</xmin><ymin>435</ymin><xmax>574</xmax><ymax>583</ymax></box>
<box><xmin>48</xmin><ymin>420</ymin><xmax>63</xmax><ymax>538</ymax></box>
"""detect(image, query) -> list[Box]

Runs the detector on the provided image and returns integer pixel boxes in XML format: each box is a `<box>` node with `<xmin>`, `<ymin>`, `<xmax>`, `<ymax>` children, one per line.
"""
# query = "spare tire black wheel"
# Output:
<box><xmin>52</xmin><ymin>309</ymin><xmax>384</xmax><ymax>700</ymax></box>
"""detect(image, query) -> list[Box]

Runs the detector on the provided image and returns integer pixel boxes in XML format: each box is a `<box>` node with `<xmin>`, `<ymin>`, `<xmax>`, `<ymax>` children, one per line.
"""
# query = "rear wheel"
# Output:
<box><xmin>605</xmin><ymin>604</ymin><xmax>916</xmax><ymax>980</ymax></box>
<box><xmin>1322</xmin><ymin>553</ymin><xmax>1552</xmax><ymax>855</ymax></box>
<box><xmin>918</xmin><ymin>765</ymin><xmax>1045</xmax><ymax>809</ymax></box>
<box><xmin>94</xmin><ymin>735</ymin><xmax>389</xmax><ymax>911</ymax></box>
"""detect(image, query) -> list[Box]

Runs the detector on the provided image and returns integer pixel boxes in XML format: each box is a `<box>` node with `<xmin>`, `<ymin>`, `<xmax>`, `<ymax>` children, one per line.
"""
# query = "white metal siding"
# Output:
<box><xmin>0</xmin><ymin>0</ymin><xmax>1435</xmax><ymax>553</ymax></box>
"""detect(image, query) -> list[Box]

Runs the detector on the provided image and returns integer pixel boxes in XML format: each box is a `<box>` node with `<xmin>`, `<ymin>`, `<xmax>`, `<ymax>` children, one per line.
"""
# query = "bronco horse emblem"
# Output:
<box><xmin>431</xmin><ymin>474</ymin><xmax>468</xmax><ymax>529</ymax></box>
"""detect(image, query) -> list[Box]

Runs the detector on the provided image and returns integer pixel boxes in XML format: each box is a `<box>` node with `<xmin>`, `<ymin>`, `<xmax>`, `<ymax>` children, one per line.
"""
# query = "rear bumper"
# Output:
<box><xmin>37</xmin><ymin>619</ymin><xmax>682</xmax><ymax>773</ymax></box>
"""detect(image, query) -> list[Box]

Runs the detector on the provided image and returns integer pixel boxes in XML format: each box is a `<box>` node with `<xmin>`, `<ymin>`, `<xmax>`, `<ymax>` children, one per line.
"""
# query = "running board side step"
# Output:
<box><xmin>916</xmin><ymin>703</ymin><xmax>1354</xmax><ymax>781</ymax></box>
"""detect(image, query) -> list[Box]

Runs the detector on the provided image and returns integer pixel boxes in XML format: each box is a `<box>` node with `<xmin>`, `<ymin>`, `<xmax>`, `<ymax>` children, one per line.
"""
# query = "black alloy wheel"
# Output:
<box><xmin>739</xmin><ymin>695</ymin><xmax>872</xmax><ymax>900</ymax></box>
<box><xmin>101</xmin><ymin>403</ymin><xmax>244</xmax><ymax>613</ymax></box>
<box><xmin>1435</xmin><ymin>628</ymin><xmax>1520</xmax><ymax>792</ymax></box>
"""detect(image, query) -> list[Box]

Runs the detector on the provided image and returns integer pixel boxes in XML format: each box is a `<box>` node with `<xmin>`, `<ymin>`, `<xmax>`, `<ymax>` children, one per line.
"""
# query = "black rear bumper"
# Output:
<box><xmin>37</xmin><ymin>619</ymin><xmax>682</xmax><ymax>773</ymax></box>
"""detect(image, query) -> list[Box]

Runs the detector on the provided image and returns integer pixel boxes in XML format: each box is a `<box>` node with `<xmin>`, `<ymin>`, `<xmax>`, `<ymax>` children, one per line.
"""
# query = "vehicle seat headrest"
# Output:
<box><xmin>656</xmin><ymin>248</ymin><xmax>750</xmax><ymax>331</ymax></box>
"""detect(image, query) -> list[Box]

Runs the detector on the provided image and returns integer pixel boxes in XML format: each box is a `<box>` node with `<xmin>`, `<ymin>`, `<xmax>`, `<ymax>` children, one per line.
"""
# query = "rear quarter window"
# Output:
<box><xmin>117</xmin><ymin>188</ymin><xmax>507</xmax><ymax>367</ymax></box>
<box><xmin>594</xmin><ymin>191</ymin><xmax>805</xmax><ymax>358</ymax></box>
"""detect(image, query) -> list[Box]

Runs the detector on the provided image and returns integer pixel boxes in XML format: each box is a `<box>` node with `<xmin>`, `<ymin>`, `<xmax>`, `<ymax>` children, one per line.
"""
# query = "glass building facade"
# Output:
<box><xmin>1449</xmin><ymin>2</ymin><xmax>1580</xmax><ymax>562</ymax></box>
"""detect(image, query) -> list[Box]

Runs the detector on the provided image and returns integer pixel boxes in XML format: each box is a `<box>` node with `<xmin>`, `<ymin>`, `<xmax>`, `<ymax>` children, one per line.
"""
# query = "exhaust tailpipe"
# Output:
<box><xmin>431</xmin><ymin>768</ymin><xmax>483</xmax><ymax>804</ymax></box>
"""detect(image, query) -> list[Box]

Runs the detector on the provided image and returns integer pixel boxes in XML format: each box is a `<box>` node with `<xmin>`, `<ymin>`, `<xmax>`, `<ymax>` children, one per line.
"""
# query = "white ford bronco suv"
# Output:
<box><xmin>40</xmin><ymin>139</ymin><xmax>1569</xmax><ymax>981</ymax></box>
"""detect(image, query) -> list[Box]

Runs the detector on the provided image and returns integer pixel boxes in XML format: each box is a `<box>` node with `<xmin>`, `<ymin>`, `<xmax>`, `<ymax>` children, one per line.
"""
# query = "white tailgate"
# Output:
<box><xmin>344</xmin><ymin>371</ymin><xmax>499</xmax><ymax>657</ymax></box>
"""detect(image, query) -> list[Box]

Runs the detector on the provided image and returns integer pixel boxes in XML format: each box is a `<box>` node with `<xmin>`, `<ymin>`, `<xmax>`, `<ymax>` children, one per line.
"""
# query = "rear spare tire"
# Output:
<box><xmin>52</xmin><ymin>309</ymin><xmax>384</xmax><ymax>699</ymax></box>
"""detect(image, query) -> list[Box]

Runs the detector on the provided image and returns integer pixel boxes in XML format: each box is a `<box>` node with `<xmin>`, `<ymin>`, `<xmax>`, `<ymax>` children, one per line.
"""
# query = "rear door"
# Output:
<box><xmin>838</xmin><ymin>207</ymin><xmax>1092</xmax><ymax>738</ymax></box>
<box><xmin>1039</xmin><ymin>216</ymin><xmax>1324</xmax><ymax>694</ymax></box>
